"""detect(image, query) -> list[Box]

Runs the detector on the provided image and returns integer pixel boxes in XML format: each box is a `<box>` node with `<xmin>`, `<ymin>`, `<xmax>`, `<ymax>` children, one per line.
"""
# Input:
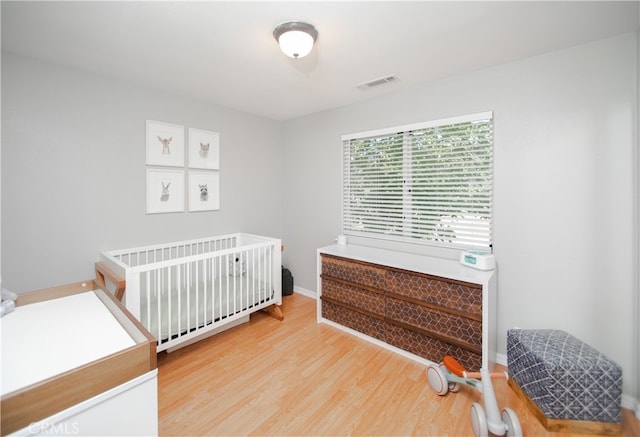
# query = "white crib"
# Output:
<box><xmin>98</xmin><ymin>233</ymin><xmax>282</xmax><ymax>352</ymax></box>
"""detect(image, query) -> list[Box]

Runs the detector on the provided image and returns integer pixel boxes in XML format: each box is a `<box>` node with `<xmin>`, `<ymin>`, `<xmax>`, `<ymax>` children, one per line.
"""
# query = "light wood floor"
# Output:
<box><xmin>158</xmin><ymin>293</ymin><xmax>640</xmax><ymax>436</ymax></box>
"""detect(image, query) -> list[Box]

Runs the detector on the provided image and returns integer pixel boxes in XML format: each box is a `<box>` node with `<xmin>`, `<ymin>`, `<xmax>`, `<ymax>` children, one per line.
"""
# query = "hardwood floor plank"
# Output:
<box><xmin>158</xmin><ymin>293</ymin><xmax>640</xmax><ymax>436</ymax></box>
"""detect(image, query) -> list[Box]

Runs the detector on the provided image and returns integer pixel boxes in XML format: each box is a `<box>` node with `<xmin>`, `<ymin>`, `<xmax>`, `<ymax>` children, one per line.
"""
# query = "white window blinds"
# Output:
<box><xmin>342</xmin><ymin>112</ymin><xmax>493</xmax><ymax>250</ymax></box>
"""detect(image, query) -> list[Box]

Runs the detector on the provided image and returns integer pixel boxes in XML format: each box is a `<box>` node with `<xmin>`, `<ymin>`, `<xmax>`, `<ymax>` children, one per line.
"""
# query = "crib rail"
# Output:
<box><xmin>103</xmin><ymin>234</ymin><xmax>240</xmax><ymax>269</ymax></box>
<box><xmin>100</xmin><ymin>233</ymin><xmax>281</xmax><ymax>352</ymax></box>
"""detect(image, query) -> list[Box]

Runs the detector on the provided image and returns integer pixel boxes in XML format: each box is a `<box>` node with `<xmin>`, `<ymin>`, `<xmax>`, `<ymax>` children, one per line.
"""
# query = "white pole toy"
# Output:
<box><xmin>480</xmin><ymin>368</ymin><xmax>507</xmax><ymax>435</ymax></box>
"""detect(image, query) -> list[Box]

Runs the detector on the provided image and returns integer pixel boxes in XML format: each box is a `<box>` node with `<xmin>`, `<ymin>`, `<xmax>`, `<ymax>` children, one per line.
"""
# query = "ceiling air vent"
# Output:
<box><xmin>356</xmin><ymin>74</ymin><xmax>397</xmax><ymax>90</ymax></box>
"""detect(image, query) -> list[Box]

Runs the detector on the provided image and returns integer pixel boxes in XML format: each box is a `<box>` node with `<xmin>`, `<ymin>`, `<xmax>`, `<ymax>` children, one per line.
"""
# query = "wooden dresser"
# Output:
<box><xmin>317</xmin><ymin>244</ymin><xmax>496</xmax><ymax>370</ymax></box>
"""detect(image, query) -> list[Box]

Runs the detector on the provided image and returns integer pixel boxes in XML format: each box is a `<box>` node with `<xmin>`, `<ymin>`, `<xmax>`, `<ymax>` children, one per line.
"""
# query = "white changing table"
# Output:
<box><xmin>1</xmin><ymin>279</ymin><xmax>158</xmax><ymax>436</ymax></box>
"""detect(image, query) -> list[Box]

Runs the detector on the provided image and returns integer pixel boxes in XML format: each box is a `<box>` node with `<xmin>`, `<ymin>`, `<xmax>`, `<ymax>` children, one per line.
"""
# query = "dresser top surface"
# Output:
<box><xmin>318</xmin><ymin>244</ymin><xmax>494</xmax><ymax>285</ymax></box>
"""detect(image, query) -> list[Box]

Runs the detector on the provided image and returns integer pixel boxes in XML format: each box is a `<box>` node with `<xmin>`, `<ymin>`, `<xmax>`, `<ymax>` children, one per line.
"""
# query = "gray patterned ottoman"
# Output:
<box><xmin>507</xmin><ymin>329</ymin><xmax>622</xmax><ymax>435</ymax></box>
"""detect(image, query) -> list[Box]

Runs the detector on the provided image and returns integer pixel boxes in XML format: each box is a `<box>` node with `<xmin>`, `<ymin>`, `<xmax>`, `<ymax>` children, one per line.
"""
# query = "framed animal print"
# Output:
<box><xmin>146</xmin><ymin>168</ymin><xmax>185</xmax><ymax>214</ymax></box>
<box><xmin>188</xmin><ymin>170</ymin><xmax>220</xmax><ymax>212</ymax></box>
<box><xmin>188</xmin><ymin>128</ymin><xmax>220</xmax><ymax>170</ymax></box>
<box><xmin>146</xmin><ymin>120</ymin><xmax>185</xmax><ymax>167</ymax></box>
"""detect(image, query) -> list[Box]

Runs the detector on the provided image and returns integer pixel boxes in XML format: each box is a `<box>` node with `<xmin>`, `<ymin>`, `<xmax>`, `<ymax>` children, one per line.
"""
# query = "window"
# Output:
<box><xmin>342</xmin><ymin>112</ymin><xmax>493</xmax><ymax>250</ymax></box>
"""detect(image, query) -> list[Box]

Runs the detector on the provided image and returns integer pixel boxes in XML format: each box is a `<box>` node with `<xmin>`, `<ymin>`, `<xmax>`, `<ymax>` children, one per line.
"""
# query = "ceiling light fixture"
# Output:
<box><xmin>273</xmin><ymin>21</ymin><xmax>318</xmax><ymax>59</ymax></box>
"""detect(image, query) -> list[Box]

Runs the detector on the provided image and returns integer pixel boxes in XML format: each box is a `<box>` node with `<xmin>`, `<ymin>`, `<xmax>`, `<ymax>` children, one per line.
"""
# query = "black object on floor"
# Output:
<box><xmin>282</xmin><ymin>267</ymin><xmax>294</xmax><ymax>296</ymax></box>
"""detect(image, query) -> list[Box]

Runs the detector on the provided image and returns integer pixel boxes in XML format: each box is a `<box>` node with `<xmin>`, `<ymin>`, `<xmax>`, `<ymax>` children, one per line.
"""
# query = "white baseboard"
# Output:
<box><xmin>621</xmin><ymin>394</ymin><xmax>640</xmax><ymax>416</ymax></box>
<box><xmin>496</xmin><ymin>352</ymin><xmax>507</xmax><ymax>367</ymax></box>
<box><xmin>292</xmin><ymin>286</ymin><xmax>316</xmax><ymax>299</ymax></box>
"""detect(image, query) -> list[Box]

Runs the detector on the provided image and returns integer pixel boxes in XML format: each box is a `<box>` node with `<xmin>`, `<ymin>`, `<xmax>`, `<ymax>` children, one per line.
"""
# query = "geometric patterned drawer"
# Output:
<box><xmin>322</xmin><ymin>300</ymin><xmax>386</xmax><ymax>343</ymax></box>
<box><xmin>386</xmin><ymin>323</ymin><xmax>482</xmax><ymax>371</ymax></box>
<box><xmin>322</xmin><ymin>278</ymin><xmax>385</xmax><ymax>317</ymax></box>
<box><xmin>321</xmin><ymin>255</ymin><xmax>387</xmax><ymax>289</ymax></box>
<box><xmin>507</xmin><ymin>329</ymin><xmax>622</xmax><ymax>424</ymax></box>
<box><xmin>386</xmin><ymin>296</ymin><xmax>481</xmax><ymax>349</ymax></box>
<box><xmin>387</xmin><ymin>270</ymin><xmax>481</xmax><ymax>317</ymax></box>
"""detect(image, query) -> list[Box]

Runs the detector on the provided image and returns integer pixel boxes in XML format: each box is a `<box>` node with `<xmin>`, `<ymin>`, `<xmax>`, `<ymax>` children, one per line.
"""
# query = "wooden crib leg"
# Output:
<box><xmin>262</xmin><ymin>304</ymin><xmax>284</xmax><ymax>321</ymax></box>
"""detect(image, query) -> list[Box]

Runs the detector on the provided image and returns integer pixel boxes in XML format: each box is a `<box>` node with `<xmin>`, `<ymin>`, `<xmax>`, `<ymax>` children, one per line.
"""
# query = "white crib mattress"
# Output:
<box><xmin>1</xmin><ymin>291</ymin><xmax>136</xmax><ymax>396</ymax></box>
<box><xmin>141</xmin><ymin>274</ymin><xmax>272</xmax><ymax>342</ymax></box>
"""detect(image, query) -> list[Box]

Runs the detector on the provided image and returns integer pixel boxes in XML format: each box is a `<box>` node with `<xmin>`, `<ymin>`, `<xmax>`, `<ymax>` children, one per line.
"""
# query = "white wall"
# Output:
<box><xmin>1</xmin><ymin>52</ymin><xmax>283</xmax><ymax>292</ymax></box>
<box><xmin>635</xmin><ymin>24</ymin><xmax>640</xmax><ymax>418</ymax></box>
<box><xmin>282</xmin><ymin>33</ymin><xmax>638</xmax><ymax>400</ymax></box>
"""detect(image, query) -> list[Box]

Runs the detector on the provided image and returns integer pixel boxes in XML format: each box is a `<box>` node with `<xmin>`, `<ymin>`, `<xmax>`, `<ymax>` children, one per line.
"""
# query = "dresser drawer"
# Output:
<box><xmin>322</xmin><ymin>300</ymin><xmax>386</xmax><ymax>343</ymax></box>
<box><xmin>388</xmin><ymin>270</ymin><xmax>482</xmax><ymax>318</ymax></box>
<box><xmin>386</xmin><ymin>323</ymin><xmax>482</xmax><ymax>371</ymax></box>
<box><xmin>386</xmin><ymin>296</ymin><xmax>482</xmax><ymax>349</ymax></box>
<box><xmin>321</xmin><ymin>255</ymin><xmax>387</xmax><ymax>289</ymax></box>
<box><xmin>322</xmin><ymin>278</ymin><xmax>385</xmax><ymax>317</ymax></box>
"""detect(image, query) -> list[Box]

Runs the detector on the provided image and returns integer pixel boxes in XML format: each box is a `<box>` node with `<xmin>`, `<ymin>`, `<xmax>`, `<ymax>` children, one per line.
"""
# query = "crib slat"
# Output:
<box><xmin>216</xmin><ymin>255</ymin><xmax>222</xmax><ymax>321</ymax></box>
<box><xmin>145</xmin><ymin>271</ymin><xmax>151</xmax><ymax>334</ymax></box>
<box><xmin>267</xmin><ymin>246</ymin><xmax>272</xmax><ymax>301</ymax></box>
<box><xmin>259</xmin><ymin>247</ymin><xmax>264</xmax><ymax>303</ymax></box>
<box><xmin>170</xmin><ymin>267</ymin><xmax>174</xmax><ymax>340</ymax></box>
<box><xmin>232</xmin><ymin>256</ymin><xmax>237</xmax><ymax>315</ymax></box>
<box><xmin>201</xmin><ymin>257</ymin><xmax>206</xmax><ymax>323</ymax></box>
<box><xmin>211</xmin><ymin>256</ymin><xmax>216</xmax><ymax>322</ymax></box>
<box><xmin>195</xmin><ymin>259</ymin><xmax>200</xmax><ymax>330</ymax></box>
<box><xmin>156</xmin><ymin>268</ymin><xmax>162</xmax><ymax>343</ymax></box>
<box><xmin>243</xmin><ymin>251</ymin><xmax>248</xmax><ymax>309</ymax></box>
<box><xmin>224</xmin><ymin>255</ymin><xmax>231</xmax><ymax>317</ymax></box>
<box><xmin>178</xmin><ymin>264</ymin><xmax>182</xmax><ymax>339</ymax></box>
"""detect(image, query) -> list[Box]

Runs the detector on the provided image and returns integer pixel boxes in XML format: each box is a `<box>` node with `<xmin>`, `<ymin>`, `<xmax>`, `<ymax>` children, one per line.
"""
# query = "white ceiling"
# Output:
<box><xmin>2</xmin><ymin>1</ymin><xmax>638</xmax><ymax>121</ymax></box>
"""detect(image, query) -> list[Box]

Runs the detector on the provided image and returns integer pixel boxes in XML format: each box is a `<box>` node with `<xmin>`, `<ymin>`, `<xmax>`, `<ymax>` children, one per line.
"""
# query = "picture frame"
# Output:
<box><xmin>188</xmin><ymin>170</ymin><xmax>220</xmax><ymax>212</ymax></box>
<box><xmin>146</xmin><ymin>168</ymin><xmax>185</xmax><ymax>214</ymax></box>
<box><xmin>146</xmin><ymin>120</ymin><xmax>185</xmax><ymax>167</ymax></box>
<box><xmin>188</xmin><ymin>128</ymin><xmax>220</xmax><ymax>170</ymax></box>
